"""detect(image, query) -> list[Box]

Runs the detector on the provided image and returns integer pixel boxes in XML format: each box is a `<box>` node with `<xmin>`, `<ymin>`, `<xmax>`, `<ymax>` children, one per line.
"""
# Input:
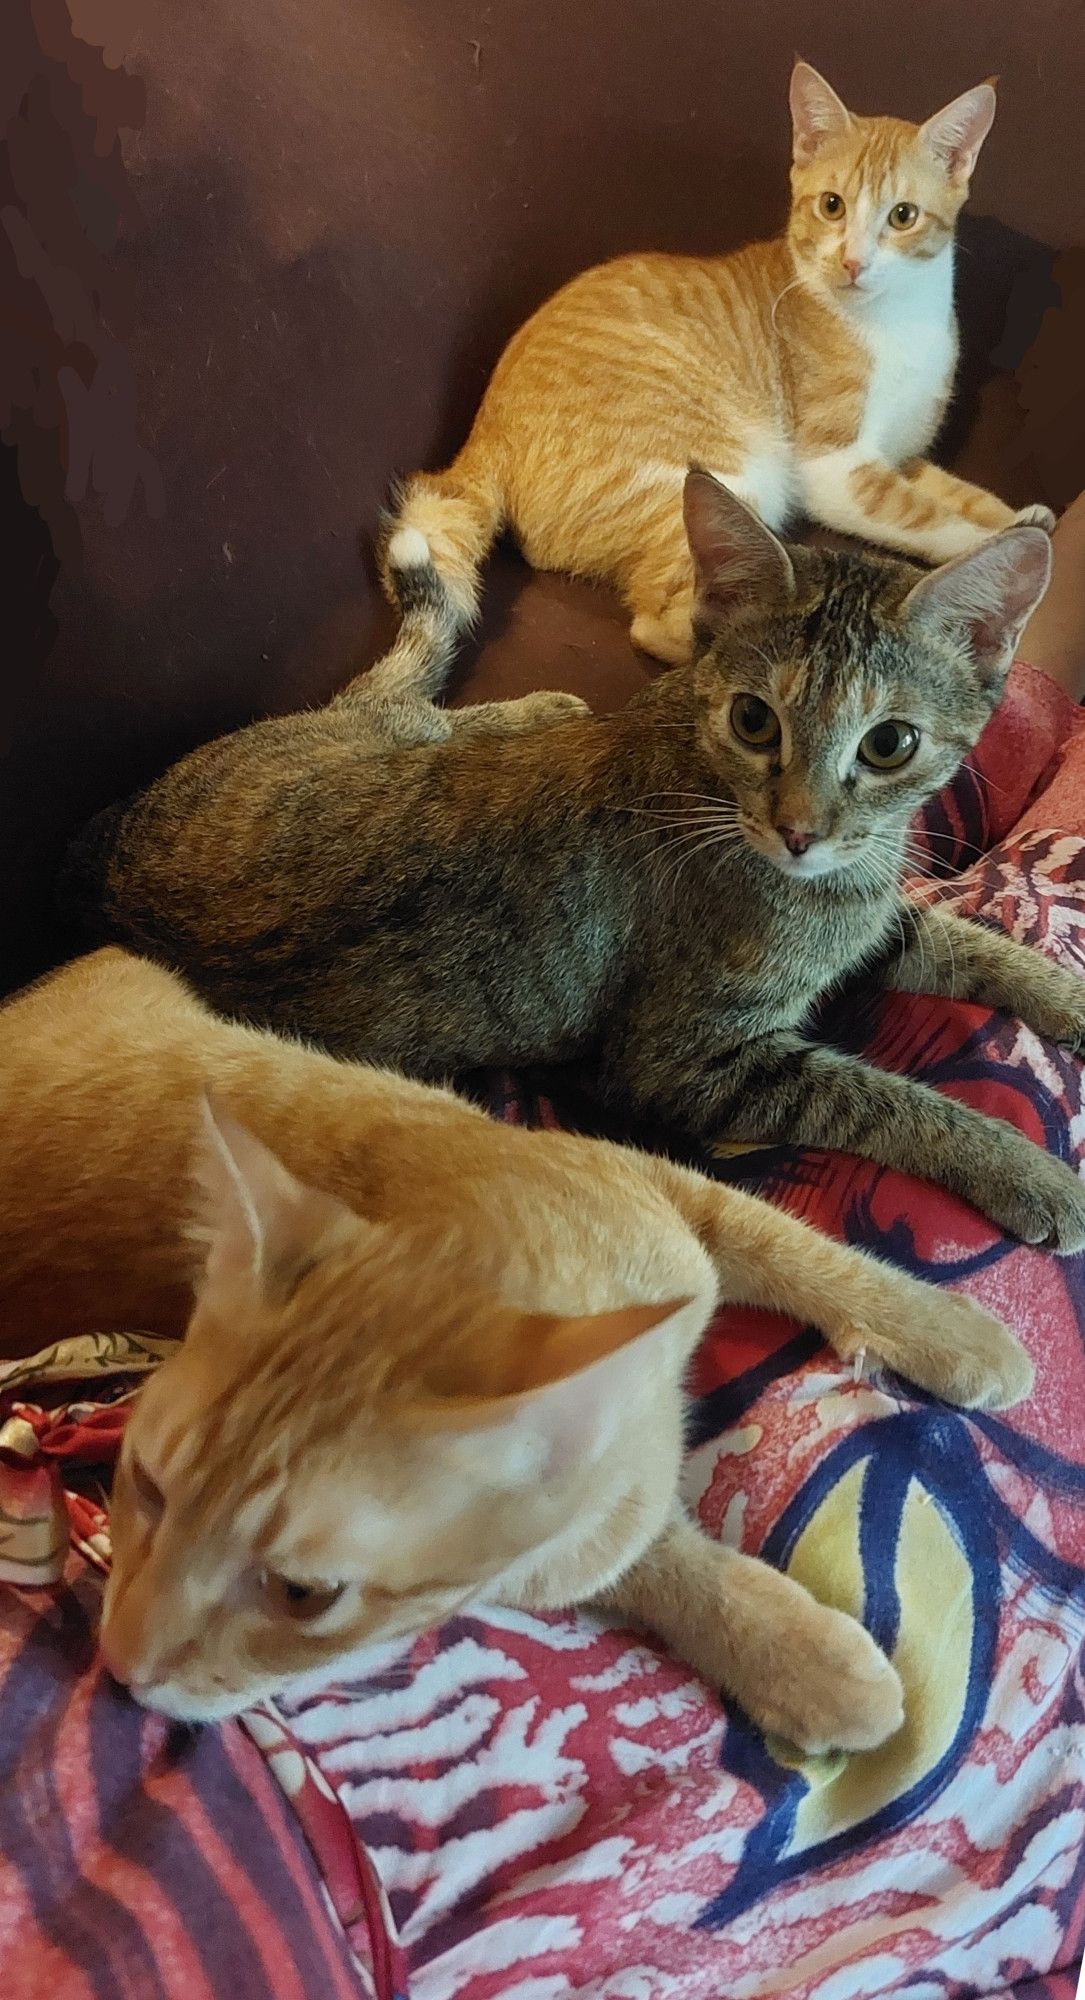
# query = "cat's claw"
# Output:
<box><xmin>988</xmin><ymin>1152</ymin><xmax>1085</xmax><ymax>1255</ymax></box>
<box><xmin>1014</xmin><ymin>503</ymin><xmax>1057</xmax><ymax>534</ymax></box>
<box><xmin>854</xmin><ymin>1288</ymin><xmax>1034</xmax><ymax>1410</ymax></box>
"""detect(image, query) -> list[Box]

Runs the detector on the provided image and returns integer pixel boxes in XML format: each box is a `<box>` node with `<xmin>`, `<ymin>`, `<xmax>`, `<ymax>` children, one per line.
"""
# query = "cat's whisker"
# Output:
<box><xmin>612</xmin><ymin>803</ymin><xmax>742</xmax><ymax>822</ymax></box>
<box><xmin>769</xmin><ymin>275</ymin><xmax>804</xmax><ymax>333</ymax></box>
<box><xmin>738</xmin><ymin>638</ymin><xmax>784</xmax><ymax>675</ymax></box>
<box><xmin>657</xmin><ymin>828</ymin><xmax>748</xmax><ymax>892</ymax></box>
<box><xmin>618</xmin><ymin>790</ymin><xmax>742</xmax><ymax>808</ymax></box>
<box><xmin>610</xmin><ymin>812</ymin><xmax>745</xmax><ymax>853</ymax></box>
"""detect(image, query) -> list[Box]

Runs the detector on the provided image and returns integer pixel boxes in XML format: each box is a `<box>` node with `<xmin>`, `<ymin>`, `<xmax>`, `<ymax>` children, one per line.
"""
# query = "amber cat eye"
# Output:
<box><xmin>888</xmin><ymin>202</ymin><xmax>919</xmax><ymax>230</ymax></box>
<box><xmin>260</xmin><ymin>1570</ymin><xmax>348</xmax><ymax>1621</ymax></box>
<box><xmin>730</xmin><ymin>694</ymin><xmax>782</xmax><ymax>750</ymax></box>
<box><xmin>818</xmin><ymin>191</ymin><xmax>845</xmax><ymax>220</ymax></box>
<box><xmin>857</xmin><ymin>721</ymin><xmax>919</xmax><ymax>770</ymax></box>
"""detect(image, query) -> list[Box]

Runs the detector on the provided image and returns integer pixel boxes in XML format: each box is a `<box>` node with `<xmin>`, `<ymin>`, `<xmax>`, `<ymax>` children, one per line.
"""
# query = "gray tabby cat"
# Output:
<box><xmin>64</xmin><ymin>472</ymin><xmax>1085</xmax><ymax>1248</ymax></box>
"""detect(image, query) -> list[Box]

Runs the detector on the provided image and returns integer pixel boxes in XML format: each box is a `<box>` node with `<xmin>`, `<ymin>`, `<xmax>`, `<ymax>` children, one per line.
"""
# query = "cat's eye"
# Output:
<box><xmin>857</xmin><ymin>721</ymin><xmax>919</xmax><ymax>770</ymax></box>
<box><xmin>730</xmin><ymin>694</ymin><xmax>782</xmax><ymax>750</ymax></box>
<box><xmin>129</xmin><ymin>1455</ymin><xmax>165</xmax><ymax>1521</ymax></box>
<box><xmin>888</xmin><ymin>202</ymin><xmax>919</xmax><ymax>231</ymax></box>
<box><xmin>818</xmin><ymin>191</ymin><xmax>845</xmax><ymax>220</ymax></box>
<box><xmin>260</xmin><ymin>1570</ymin><xmax>348</xmax><ymax>1622</ymax></box>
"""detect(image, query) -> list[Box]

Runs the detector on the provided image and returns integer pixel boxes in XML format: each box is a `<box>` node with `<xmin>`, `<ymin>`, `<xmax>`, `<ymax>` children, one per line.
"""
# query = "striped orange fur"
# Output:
<box><xmin>382</xmin><ymin>62</ymin><xmax>1054</xmax><ymax>673</ymax></box>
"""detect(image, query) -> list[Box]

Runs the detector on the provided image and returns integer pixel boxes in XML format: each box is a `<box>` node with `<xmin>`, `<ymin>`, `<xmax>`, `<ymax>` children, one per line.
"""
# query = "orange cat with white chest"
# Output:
<box><xmin>0</xmin><ymin>950</ymin><xmax>1032</xmax><ymax>1749</ymax></box>
<box><xmin>382</xmin><ymin>62</ymin><xmax>1053</xmax><ymax>677</ymax></box>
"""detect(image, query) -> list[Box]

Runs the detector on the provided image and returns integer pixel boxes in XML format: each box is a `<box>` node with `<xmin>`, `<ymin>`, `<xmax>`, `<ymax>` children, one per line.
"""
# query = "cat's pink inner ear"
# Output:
<box><xmin>511</xmin><ymin>1297</ymin><xmax>693</xmax><ymax>1391</ymax></box>
<box><xmin>919</xmin><ymin>82</ymin><xmax>997</xmax><ymax>184</ymax></box>
<box><xmin>789</xmin><ymin>61</ymin><xmax>852</xmax><ymax>166</ymax></box>
<box><xmin>901</xmin><ymin>524</ymin><xmax>1052</xmax><ymax>689</ymax></box>
<box><xmin>424</xmin><ymin>1297</ymin><xmax>691</xmax><ymax>1408</ymax></box>
<box><xmin>415</xmin><ymin>1297</ymin><xmax>694</xmax><ymax>1475</ymax></box>
<box><xmin>683</xmin><ymin>469</ymin><xmax>795</xmax><ymax>621</ymax></box>
<box><xmin>508</xmin><ymin>1297</ymin><xmax>693</xmax><ymax>1475</ymax></box>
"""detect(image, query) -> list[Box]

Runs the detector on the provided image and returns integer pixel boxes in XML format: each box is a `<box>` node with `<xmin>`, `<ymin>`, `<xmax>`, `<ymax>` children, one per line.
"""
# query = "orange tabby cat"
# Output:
<box><xmin>381</xmin><ymin>61</ymin><xmax>1053</xmax><ymax>676</ymax></box>
<box><xmin>0</xmin><ymin>949</ymin><xmax>1031</xmax><ymax>1749</ymax></box>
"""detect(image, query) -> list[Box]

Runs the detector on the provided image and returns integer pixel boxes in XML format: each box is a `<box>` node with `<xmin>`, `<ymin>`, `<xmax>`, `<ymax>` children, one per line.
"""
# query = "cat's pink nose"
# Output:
<box><xmin>842</xmin><ymin>255</ymin><xmax>866</xmax><ymax>283</ymax></box>
<box><xmin>779</xmin><ymin>826</ymin><xmax>819</xmax><ymax>857</ymax></box>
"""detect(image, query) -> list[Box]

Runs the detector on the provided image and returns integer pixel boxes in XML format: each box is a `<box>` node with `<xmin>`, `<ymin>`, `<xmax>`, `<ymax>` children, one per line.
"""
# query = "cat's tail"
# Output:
<box><xmin>55</xmin><ymin>797</ymin><xmax>130</xmax><ymax>946</ymax></box>
<box><xmin>371</xmin><ymin>445</ymin><xmax>506</xmax><ymax>701</ymax></box>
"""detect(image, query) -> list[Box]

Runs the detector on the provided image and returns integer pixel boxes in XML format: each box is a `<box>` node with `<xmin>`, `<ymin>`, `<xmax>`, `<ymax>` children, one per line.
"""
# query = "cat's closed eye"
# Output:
<box><xmin>259</xmin><ymin>1569</ymin><xmax>348</xmax><ymax>1621</ymax></box>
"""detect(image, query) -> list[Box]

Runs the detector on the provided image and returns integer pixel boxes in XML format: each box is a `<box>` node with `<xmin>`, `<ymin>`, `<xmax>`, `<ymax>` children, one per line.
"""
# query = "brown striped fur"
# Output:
<box><xmin>380</xmin><ymin>62</ymin><xmax>1053</xmax><ymax>677</ymax></box>
<box><xmin>63</xmin><ymin>476</ymin><xmax>1085</xmax><ymax>1268</ymax></box>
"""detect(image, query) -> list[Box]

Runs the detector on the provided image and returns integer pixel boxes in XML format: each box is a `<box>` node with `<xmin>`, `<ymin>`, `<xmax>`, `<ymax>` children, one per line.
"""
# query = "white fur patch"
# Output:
<box><xmin>710</xmin><ymin>446</ymin><xmax>797</xmax><ymax>532</ymax></box>
<box><xmin>798</xmin><ymin>442</ymin><xmax>988</xmax><ymax>562</ymax></box>
<box><xmin>388</xmin><ymin>525</ymin><xmax>432</xmax><ymax>568</ymax></box>
<box><xmin>849</xmin><ymin>248</ymin><xmax>956</xmax><ymax>464</ymax></box>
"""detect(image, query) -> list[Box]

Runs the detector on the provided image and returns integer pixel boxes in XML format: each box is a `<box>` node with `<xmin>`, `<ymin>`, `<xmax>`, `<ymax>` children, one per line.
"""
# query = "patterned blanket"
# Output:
<box><xmin>2</xmin><ymin>663</ymin><xmax>1085</xmax><ymax>1999</ymax></box>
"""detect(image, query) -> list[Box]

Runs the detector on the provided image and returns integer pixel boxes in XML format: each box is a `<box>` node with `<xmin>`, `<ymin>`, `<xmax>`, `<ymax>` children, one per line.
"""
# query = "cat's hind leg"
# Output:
<box><xmin>627</xmin><ymin>455</ymin><xmax>794</xmax><ymax>663</ymax></box>
<box><xmin>800</xmin><ymin>448</ymin><xmax>1055</xmax><ymax>562</ymax></box>
<box><xmin>626</xmin><ymin>517</ymin><xmax>698</xmax><ymax>665</ymax></box>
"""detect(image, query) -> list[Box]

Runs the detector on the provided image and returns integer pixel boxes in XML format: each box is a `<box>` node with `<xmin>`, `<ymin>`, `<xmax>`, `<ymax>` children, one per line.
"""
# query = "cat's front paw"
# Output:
<box><xmin>1043</xmin><ymin>1000</ymin><xmax>1085</xmax><ymax>1059</ymax></box>
<box><xmin>988</xmin><ymin>1150</ymin><xmax>1085</xmax><ymax>1254</ymax></box>
<box><xmin>860</xmin><ymin>1286</ymin><xmax>1034</xmax><ymax>1410</ymax></box>
<box><xmin>1014</xmin><ymin>503</ymin><xmax>1057</xmax><ymax>533</ymax></box>
<box><xmin>524</xmin><ymin>691</ymin><xmax>593</xmax><ymax>722</ymax></box>
<box><xmin>748</xmin><ymin>1601</ymin><xmax>904</xmax><ymax>1755</ymax></box>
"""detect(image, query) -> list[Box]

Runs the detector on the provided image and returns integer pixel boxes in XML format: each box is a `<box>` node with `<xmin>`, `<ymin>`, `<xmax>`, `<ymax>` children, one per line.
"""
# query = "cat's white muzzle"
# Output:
<box><xmin>740</xmin><ymin>822</ymin><xmax>844</xmax><ymax>880</ymax></box>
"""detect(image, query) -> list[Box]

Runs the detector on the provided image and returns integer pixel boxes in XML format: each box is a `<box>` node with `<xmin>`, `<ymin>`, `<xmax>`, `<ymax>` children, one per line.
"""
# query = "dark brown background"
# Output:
<box><xmin>2</xmin><ymin>0</ymin><xmax>1084</xmax><ymax>994</ymax></box>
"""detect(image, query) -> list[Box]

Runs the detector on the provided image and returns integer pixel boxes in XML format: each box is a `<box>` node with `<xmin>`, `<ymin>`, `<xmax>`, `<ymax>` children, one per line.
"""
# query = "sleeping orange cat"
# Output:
<box><xmin>381</xmin><ymin>62</ymin><xmax>1054</xmax><ymax>679</ymax></box>
<box><xmin>0</xmin><ymin>949</ymin><xmax>1032</xmax><ymax>1750</ymax></box>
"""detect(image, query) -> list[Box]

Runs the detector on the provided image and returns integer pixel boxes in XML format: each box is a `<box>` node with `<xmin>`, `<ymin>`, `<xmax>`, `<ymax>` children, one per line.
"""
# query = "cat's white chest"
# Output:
<box><xmin>853</xmin><ymin>256</ymin><xmax>957</xmax><ymax>465</ymax></box>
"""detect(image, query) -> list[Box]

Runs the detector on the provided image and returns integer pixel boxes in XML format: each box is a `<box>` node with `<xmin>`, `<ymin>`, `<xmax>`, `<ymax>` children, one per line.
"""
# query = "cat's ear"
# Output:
<box><xmin>919</xmin><ymin>82</ymin><xmax>997</xmax><ymax>185</ymax></box>
<box><xmin>416</xmin><ymin>1296</ymin><xmax>695</xmax><ymax>1479</ymax></box>
<box><xmin>192</xmin><ymin>1095</ymin><xmax>355</xmax><ymax>1300</ymax></box>
<box><xmin>684</xmin><ymin>468</ymin><xmax>795</xmax><ymax>624</ymax></box>
<box><xmin>900</xmin><ymin>526</ymin><xmax>1052</xmax><ymax>692</ymax></box>
<box><xmin>789</xmin><ymin>61</ymin><xmax>852</xmax><ymax>166</ymax></box>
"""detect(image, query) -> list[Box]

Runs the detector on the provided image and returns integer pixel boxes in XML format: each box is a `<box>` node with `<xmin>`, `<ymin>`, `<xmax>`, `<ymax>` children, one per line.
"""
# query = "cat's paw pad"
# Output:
<box><xmin>752</xmin><ymin>1605</ymin><xmax>903</xmax><ymax>1755</ymax></box>
<box><xmin>869</xmin><ymin>1291</ymin><xmax>1034</xmax><ymax>1410</ymax></box>
<box><xmin>1014</xmin><ymin>503</ymin><xmax>1057</xmax><ymax>533</ymax></box>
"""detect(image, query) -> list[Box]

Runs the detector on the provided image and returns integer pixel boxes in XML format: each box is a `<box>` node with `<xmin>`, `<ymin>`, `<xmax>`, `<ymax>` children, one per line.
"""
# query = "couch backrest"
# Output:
<box><xmin>2</xmin><ymin>0</ymin><xmax>1083</xmax><ymax>989</ymax></box>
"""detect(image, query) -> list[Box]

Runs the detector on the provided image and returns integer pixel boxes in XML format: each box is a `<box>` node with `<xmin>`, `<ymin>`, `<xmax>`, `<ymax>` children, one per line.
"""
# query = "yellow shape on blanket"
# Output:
<box><xmin>773</xmin><ymin>1461</ymin><xmax>972</xmax><ymax>1850</ymax></box>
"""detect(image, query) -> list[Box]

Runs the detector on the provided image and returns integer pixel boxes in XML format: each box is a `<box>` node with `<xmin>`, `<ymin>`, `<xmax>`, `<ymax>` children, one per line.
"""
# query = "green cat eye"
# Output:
<box><xmin>818</xmin><ymin>191</ymin><xmax>845</xmax><ymax>220</ymax></box>
<box><xmin>261</xmin><ymin>1570</ymin><xmax>348</xmax><ymax>1621</ymax></box>
<box><xmin>730</xmin><ymin>694</ymin><xmax>782</xmax><ymax>750</ymax></box>
<box><xmin>888</xmin><ymin>202</ymin><xmax>919</xmax><ymax>230</ymax></box>
<box><xmin>858</xmin><ymin>721</ymin><xmax>919</xmax><ymax>770</ymax></box>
